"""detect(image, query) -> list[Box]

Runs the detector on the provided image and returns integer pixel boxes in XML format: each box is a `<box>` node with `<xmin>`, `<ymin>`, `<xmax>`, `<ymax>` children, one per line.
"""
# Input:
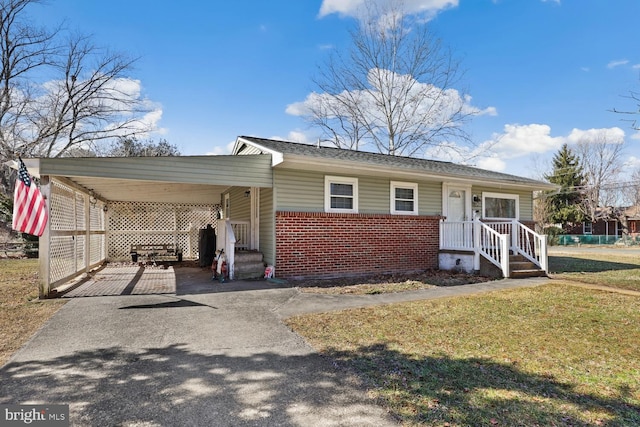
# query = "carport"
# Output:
<box><xmin>25</xmin><ymin>155</ymin><xmax>273</xmax><ymax>298</ymax></box>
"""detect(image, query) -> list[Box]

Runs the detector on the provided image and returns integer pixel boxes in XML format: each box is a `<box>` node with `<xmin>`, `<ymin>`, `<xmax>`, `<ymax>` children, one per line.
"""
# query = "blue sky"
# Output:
<box><xmin>30</xmin><ymin>0</ymin><xmax>640</xmax><ymax>178</ymax></box>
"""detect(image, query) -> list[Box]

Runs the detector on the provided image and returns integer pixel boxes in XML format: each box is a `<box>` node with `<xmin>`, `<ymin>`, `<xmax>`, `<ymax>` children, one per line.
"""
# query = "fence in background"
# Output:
<box><xmin>556</xmin><ymin>235</ymin><xmax>640</xmax><ymax>245</ymax></box>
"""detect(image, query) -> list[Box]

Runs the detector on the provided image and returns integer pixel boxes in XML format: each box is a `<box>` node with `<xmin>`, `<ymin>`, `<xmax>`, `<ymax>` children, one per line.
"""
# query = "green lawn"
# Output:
<box><xmin>548</xmin><ymin>252</ymin><xmax>640</xmax><ymax>292</ymax></box>
<box><xmin>287</xmin><ymin>252</ymin><xmax>640</xmax><ymax>426</ymax></box>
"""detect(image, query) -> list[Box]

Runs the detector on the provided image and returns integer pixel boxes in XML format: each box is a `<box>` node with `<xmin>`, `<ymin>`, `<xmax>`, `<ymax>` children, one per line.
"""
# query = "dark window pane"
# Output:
<box><xmin>395</xmin><ymin>188</ymin><xmax>414</xmax><ymax>200</ymax></box>
<box><xmin>395</xmin><ymin>200</ymin><xmax>414</xmax><ymax>211</ymax></box>
<box><xmin>331</xmin><ymin>183</ymin><xmax>353</xmax><ymax>196</ymax></box>
<box><xmin>485</xmin><ymin>197</ymin><xmax>516</xmax><ymax>218</ymax></box>
<box><xmin>331</xmin><ymin>196</ymin><xmax>353</xmax><ymax>209</ymax></box>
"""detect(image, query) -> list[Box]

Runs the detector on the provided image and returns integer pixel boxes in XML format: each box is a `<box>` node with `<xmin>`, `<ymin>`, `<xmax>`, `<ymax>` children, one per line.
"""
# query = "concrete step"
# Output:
<box><xmin>233</xmin><ymin>250</ymin><xmax>265</xmax><ymax>280</ymax></box>
<box><xmin>510</xmin><ymin>261</ymin><xmax>537</xmax><ymax>271</ymax></box>
<box><xmin>510</xmin><ymin>269</ymin><xmax>547</xmax><ymax>278</ymax></box>
<box><xmin>234</xmin><ymin>251</ymin><xmax>264</xmax><ymax>263</ymax></box>
<box><xmin>234</xmin><ymin>262</ymin><xmax>265</xmax><ymax>280</ymax></box>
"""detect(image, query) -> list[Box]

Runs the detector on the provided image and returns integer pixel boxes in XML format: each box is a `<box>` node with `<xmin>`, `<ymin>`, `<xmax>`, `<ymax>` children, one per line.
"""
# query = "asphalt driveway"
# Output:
<box><xmin>0</xmin><ymin>282</ymin><xmax>400</xmax><ymax>426</ymax></box>
<box><xmin>0</xmin><ymin>266</ymin><xmax>548</xmax><ymax>426</ymax></box>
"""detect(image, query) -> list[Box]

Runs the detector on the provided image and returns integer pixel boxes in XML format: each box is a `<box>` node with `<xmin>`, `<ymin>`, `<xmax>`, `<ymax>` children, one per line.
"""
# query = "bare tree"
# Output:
<box><xmin>290</xmin><ymin>2</ymin><xmax>481</xmax><ymax>157</ymax></box>
<box><xmin>0</xmin><ymin>0</ymin><xmax>153</xmax><ymax>181</ymax></box>
<box><xmin>101</xmin><ymin>136</ymin><xmax>180</xmax><ymax>157</ymax></box>
<box><xmin>612</xmin><ymin>86</ymin><xmax>640</xmax><ymax>130</ymax></box>
<box><xmin>574</xmin><ymin>131</ymin><xmax>624</xmax><ymax>225</ymax></box>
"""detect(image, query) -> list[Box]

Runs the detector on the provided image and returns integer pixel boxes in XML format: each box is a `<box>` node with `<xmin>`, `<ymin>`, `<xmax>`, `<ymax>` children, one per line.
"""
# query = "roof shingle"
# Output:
<box><xmin>238</xmin><ymin>136</ymin><xmax>554</xmax><ymax>188</ymax></box>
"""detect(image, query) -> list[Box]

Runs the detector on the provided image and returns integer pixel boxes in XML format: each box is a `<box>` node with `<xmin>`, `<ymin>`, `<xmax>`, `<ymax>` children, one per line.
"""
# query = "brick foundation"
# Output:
<box><xmin>275</xmin><ymin>211</ymin><xmax>442</xmax><ymax>279</ymax></box>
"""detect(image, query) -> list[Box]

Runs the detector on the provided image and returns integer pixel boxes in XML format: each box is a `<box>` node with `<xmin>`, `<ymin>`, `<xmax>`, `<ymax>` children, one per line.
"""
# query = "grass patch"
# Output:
<box><xmin>287</xmin><ymin>284</ymin><xmax>640</xmax><ymax>426</ymax></box>
<box><xmin>549</xmin><ymin>253</ymin><xmax>640</xmax><ymax>292</ymax></box>
<box><xmin>0</xmin><ymin>259</ymin><xmax>66</xmax><ymax>366</ymax></box>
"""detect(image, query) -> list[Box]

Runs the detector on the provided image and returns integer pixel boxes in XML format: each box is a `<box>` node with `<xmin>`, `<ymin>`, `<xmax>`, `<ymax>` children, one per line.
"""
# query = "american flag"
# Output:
<box><xmin>12</xmin><ymin>158</ymin><xmax>48</xmax><ymax>236</ymax></box>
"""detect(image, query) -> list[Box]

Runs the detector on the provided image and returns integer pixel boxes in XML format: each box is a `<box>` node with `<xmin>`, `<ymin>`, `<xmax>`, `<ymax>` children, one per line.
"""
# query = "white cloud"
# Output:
<box><xmin>625</xmin><ymin>156</ymin><xmax>640</xmax><ymax>169</ymax></box>
<box><xmin>205</xmin><ymin>140</ymin><xmax>235</xmax><ymax>155</ymax></box>
<box><xmin>634</xmin><ymin>64</ymin><xmax>640</xmax><ymax>69</ymax></box>
<box><xmin>631</xmin><ymin>131</ymin><xmax>640</xmax><ymax>140</ymax></box>
<box><xmin>541</xmin><ymin>0</ymin><xmax>561</xmax><ymax>4</ymax></box>
<box><xmin>318</xmin><ymin>0</ymin><xmax>458</xmax><ymax>19</ymax></box>
<box><xmin>581</xmin><ymin>66</ymin><xmax>590</xmax><ymax>72</ymax></box>
<box><xmin>607</xmin><ymin>59</ymin><xmax>629</xmax><ymax>69</ymax></box>
<box><xmin>488</xmin><ymin>123</ymin><xmax>565</xmax><ymax>158</ymax></box>
<box><xmin>286</xmin><ymin>69</ymin><xmax>495</xmax><ymax>141</ymax></box>
<box><xmin>566</xmin><ymin>127</ymin><xmax>625</xmax><ymax>144</ymax></box>
<box><xmin>139</xmin><ymin>108</ymin><xmax>166</xmax><ymax>136</ymax></box>
<box><xmin>476</xmin><ymin>156</ymin><xmax>507</xmax><ymax>172</ymax></box>
<box><xmin>286</xmin><ymin>130</ymin><xmax>313</xmax><ymax>144</ymax></box>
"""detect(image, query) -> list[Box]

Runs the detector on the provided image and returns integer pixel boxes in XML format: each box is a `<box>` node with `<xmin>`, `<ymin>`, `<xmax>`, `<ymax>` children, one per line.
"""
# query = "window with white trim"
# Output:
<box><xmin>390</xmin><ymin>181</ymin><xmax>418</xmax><ymax>215</ymax></box>
<box><xmin>482</xmin><ymin>192</ymin><xmax>519</xmax><ymax>219</ymax></box>
<box><xmin>583</xmin><ymin>222</ymin><xmax>592</xmax><ymax>234</ymax></box>
<box><xmin>324</xmin><ymin>176</ymin><xmax>358</xmax><ymax>213</ymax></box>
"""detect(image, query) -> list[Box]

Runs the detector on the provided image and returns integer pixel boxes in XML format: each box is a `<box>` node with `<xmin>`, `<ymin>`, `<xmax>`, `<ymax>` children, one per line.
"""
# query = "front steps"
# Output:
<box><xmin>509</xmin><ymin>254</ymin><xmax>547</xmax><ymax>278</ymax></box>
<box><xmin>233</xmin><ymin>250</ymin><xmax>265</xmax><ymax>280</ymax></box>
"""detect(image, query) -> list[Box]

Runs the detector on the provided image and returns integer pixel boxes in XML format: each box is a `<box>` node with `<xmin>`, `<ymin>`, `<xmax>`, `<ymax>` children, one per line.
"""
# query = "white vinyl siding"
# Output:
<box><xmin>274</xmin><ymin>169</ymin><xmax>324</xmax><ymax>212</ymax></box>
<box><xmin>274</xmin><ymin>168</ymin><xmax>442</xmax><ymax>215</ymax></box>
<box><xmin>38</xmin><ymin>155</ymin><xmax>273</xmax><ymax>188</ymax></box>
<box><xmin>228</xmin><ymin>187</ymin><xmax>251</xmax><ymax>222</ymax></box>
<box><xmin>259</xmin><ymin>187</ymin><xmax>275</xmax><ymax>266</ymax></box>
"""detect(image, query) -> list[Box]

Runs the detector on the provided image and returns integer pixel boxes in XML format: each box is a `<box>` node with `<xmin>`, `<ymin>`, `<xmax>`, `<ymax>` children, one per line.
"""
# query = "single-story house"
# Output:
<box><xmin>26</xmin><ymin>136</ymin><xmax>557</xmax><ymax>297</ymax></box>
<box><xmin>563</xmin><ymin>206</ymin><xmax>640</xmax><ymax>238</ymax></box>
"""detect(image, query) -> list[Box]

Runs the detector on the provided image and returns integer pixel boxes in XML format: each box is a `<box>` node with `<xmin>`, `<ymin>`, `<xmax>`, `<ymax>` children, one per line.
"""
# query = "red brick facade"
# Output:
<box><xmin>275</xmin><ymin>211</ymin><xmax>442</xmax><ymax>279</ymax></box>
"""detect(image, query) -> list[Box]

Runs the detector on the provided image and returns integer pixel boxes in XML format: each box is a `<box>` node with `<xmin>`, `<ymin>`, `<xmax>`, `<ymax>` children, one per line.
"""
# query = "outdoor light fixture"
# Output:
<box><xmin>244</xmin><ymin>190</ymin><xmax>250</xmax><ymax>198</ymax></box>
<box><xmin>89</xmin><ymin>190</ymin><xmax>97</xmax><ymax>207</ymax></box>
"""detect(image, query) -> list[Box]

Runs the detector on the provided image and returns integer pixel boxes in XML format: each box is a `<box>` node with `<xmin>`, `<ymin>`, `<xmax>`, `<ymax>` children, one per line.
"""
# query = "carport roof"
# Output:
<box><xmin>24</xmin><ymin>155</ymin><xmax>273</xmax><ymax>204</ymax></box>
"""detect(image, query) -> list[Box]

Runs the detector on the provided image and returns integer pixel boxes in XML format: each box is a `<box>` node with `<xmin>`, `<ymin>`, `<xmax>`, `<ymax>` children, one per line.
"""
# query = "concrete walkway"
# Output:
<box><xmin>0</xmin><ymin>272</ymin><xmax>549</xmax><ymax>426</ymax></box>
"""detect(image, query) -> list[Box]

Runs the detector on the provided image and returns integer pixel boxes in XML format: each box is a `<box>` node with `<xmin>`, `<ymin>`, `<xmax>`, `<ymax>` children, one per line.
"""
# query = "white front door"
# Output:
<box><xmin>447</xmin><ymin>188</ymin><xmax>467</xmax><ymax>222</ymax></box>
<box><xmin>443</xmin><ymin>184</ymin><xmax>472</xmax><ymax>248</ymax></box>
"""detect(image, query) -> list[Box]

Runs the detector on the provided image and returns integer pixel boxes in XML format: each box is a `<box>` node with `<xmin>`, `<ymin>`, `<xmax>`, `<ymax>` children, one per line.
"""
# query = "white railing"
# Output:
<box><xmin>475</xmin><ymin>220</ymin><xmax>509</xmax><ymax>278</ymax></box>
<box><xmin>215</xmin><ymin>220</ymin><xmax>252</xmax><ymax>281</ymax></box>
<box><xmin>513</xmin><ymin>221</ymin><xmax>547</xmax><ymax>272</ymax></box>
<box><xmin>485</xmin><ymin>220</ymin><xmax>547</xmax><ymax>272</ymax></box>
<box><xmin>439</xmin><ymin>219</ymin><xmax>474</xmax><ymax>250</ymax></box>
<box><xmin>440</xmin><ymin>218</ymin><xmax>548</xmax><ymax>277</ymax></box>
<box><xmin>231</xmin><ymin>220</ymin><xmax>250</xmax><ymax>251</ymax></box>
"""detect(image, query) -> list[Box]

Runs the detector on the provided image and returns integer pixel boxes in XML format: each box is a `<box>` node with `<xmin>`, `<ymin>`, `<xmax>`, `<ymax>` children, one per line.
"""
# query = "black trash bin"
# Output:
<box><xmin>198</xmin><ymin>224</ymin><xmax>216</xmax><ymax>267</ymax></box>
<box><xmin>131</xmin><ymin>252</ymin><xmax>138</xmax><ymax>262</ymax></box>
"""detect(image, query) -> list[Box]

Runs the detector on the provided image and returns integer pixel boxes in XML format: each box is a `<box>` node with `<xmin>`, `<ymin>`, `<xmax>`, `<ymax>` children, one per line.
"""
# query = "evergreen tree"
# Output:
<box><xmin>544</xmin><ymin>144</ymin><xmax>586</xmax><ymax>225</ymax></box>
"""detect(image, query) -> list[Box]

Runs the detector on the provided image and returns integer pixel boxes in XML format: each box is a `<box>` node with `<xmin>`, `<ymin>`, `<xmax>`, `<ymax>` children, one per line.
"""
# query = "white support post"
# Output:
<box><xmin>501</xmin><ymin>236</ymin><xmax>510</xmax><ymax>278</ymax></box>
<box><xmin>85</xmin><ymin>192</ymin><xmax>91</xmax><ymax>273</ymax></box>
<box><xmin>511</xmin><ymin>219</ymin><xmax>518</xmax><ymax>253</ymax></box>
<box><xmin>38</xmin><ymin>176</ymin><xmax>51</xmax><ymax>298</ymax></box>
<box><xmin>540</xmin><ymin>234</ymin><xmax>548</xmax><ymax>273</ymax></box>
<box><xmin>473</xmin><ymin>216</ymin><xmax>481</xmax><ymax>270</ymax></box>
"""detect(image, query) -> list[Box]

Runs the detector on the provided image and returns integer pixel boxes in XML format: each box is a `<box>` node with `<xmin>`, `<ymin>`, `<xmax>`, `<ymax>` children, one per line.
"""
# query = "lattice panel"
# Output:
<box><xmin>76</xmin><ymin>235</ymin><xmax>85</xmax><ymax>268</ymax></box>
<box><xmin>90</xmin><ymin>234</ymin><xmax>105</xmax><ymax>264</ymax></box>
<box><xmin>108</xmin><ymin>202</ymin><xmax>219</xmax><ymax>260</ymax></box>
<box><xmin>50</xmin><ymin>236</ymin><xmax>76</xmax><ymax>284</ymax></box>
<box><xmin>48</xmin><ymin>179</ymin><xmax>107</xmax><ymax>287</ymax></box>
<box><xmin>90</xmin><ymin>203</ymin><xmax>105</xmax><ymax>231</ymax></box>
<box><xmin>50</xmin><ymin>181</ymin><xmax>76</xmax><ymax>230</ymax></box>
<box><xmin>75</xmin><ymin>193</ymin><xmax>85</xmax><ymax>230</ymax></box>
